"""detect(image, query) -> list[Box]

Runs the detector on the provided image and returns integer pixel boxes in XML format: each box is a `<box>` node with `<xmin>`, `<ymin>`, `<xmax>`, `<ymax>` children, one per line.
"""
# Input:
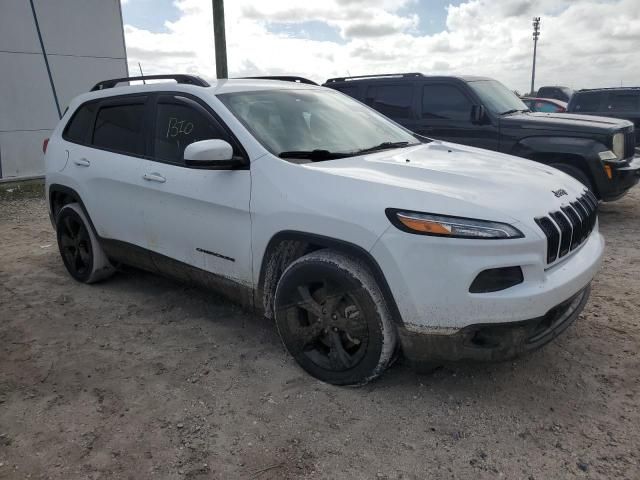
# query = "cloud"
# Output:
<box><xmin>122</xmin><ymin>0</ymin><xmax>640</xmax><ymax>92</ymax></box>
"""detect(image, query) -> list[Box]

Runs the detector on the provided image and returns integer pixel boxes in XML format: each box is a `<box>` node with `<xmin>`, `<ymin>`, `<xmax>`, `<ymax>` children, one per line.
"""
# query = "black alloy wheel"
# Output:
<box><xmin>59</xmin><ymin>214</ymin><xmax>93</xmax><ymax>279</ymax></box>
<box><xmin>274</xmin><ymin>250</ymin><xmax>396</xmax><ymax>385</ymax></box>
<box><xmin>287</xmin><ymin>279</ymin><xmax>369</xmax><ymax>372</ymax></box>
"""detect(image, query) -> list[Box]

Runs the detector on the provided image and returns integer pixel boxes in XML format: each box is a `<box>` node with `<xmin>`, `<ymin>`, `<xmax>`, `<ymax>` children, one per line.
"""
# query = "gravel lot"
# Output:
<box><xmin>1</xmin><ymin>189</ymin><xmax>639</xmax><ymax>480</ymax></box>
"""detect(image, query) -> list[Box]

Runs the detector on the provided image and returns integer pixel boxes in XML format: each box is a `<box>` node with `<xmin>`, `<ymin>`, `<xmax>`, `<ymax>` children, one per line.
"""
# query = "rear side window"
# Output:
<box><xmin>366</xmin><ymin>84</ymin><xmax>414</xmax><ymax>119</ymax></box>
<box><xmin>63</xmin><ymin>102</ymin><xmax>97</xmax><ymax>144</ymax></box>
<box><xmin>334</xmin><ymin>85</ymin><xmax>360</xmax><ymax>100</ymax></box>
<box><xmin>607</xmin><ymin>92</ymin><xmax>640</xmax><ymax>112</ymax></box>
<box><xmin>92</xmin><ymin>103</ymin><xmax>146</xmax><ymax>156</ymax></box>
<box><xmin>153</xmin><ymin>97</ymin><xmax>232</xmax><ymax>164</ymax></box>
<box><xmin>422</xmin><ymin>84</ymin><xmax>472</xmax><ymax>120</ymax></box>
<box><xmin>570</xmin><ymin>92</ymin><xmax>603</xmax><ymax>112</ymax></box>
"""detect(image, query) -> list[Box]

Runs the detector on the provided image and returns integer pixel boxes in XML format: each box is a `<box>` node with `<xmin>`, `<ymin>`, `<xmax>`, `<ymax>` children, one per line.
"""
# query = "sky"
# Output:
<box><xmin>120</xmin><ymin>0</ymin><xmax>640</xmax><ymax>93</ymax></box>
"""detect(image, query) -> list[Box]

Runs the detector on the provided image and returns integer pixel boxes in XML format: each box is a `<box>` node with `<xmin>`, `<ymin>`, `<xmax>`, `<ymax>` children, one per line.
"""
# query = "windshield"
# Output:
<box><xmin>217</xmin><ymin>89</ymin><xmax>420</xmax><ymax>159</ymax></box>
<box><xmin>468</xmin><ymin>80</ymin><xmax>529</xmax><ymax>115</ymax></box>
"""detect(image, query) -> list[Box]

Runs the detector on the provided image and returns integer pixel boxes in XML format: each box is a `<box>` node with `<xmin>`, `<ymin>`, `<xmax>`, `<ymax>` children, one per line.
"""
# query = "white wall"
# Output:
<box><xmin>0</xmin><ymin>0</ymin><xmax>128</xmax><ymax>179</ymax></box>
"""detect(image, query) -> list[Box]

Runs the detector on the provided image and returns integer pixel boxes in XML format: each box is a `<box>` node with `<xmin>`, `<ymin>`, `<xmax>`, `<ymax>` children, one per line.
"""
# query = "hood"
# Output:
<box><xmin>500</xmin><ymin>111</ymin><xmax>633</xmax><ymax>135</ymax></box>
<box><xmin>306</xmin><ymin>140</ymin><xmax>589</xmax><ymax>225</ymax></box>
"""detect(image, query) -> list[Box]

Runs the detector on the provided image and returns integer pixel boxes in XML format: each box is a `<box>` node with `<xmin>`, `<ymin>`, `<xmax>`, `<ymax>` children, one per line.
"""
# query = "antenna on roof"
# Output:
<box><xmin>138</xmin><ymin>62</ymin><xmax>146</xmax><ymax>84</ymax></box>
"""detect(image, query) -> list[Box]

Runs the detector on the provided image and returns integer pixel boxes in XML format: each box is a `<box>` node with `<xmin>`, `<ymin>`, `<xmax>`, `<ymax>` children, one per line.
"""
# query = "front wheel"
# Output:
<box><xmin>55</xmin><ymin>203</ymin><xmax>115</xmax><ymax>283</ymax></box>
<box><xmin>274</xmin><ymin>250</ymin><xmax>397</xmax><ymax>386</ymax></box>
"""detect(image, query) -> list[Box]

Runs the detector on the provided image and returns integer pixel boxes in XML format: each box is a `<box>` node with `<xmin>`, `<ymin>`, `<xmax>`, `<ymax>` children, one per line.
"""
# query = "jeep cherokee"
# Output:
<box><xmin>45</xmin><ymin>74</ymin><xmax>604</xmax><ymax>385</ymax></box>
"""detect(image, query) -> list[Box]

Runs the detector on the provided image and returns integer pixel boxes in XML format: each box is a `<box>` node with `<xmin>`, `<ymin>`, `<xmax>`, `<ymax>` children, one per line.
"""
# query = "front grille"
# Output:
<box><xmin>624</xmin><ymin>130</ymin><xmax>636</xmax><ymax>156</ymax></box>
<box><xmin>535</xmin><ymin>191</ymin><xmax>598</xmax><ymax>264</ymax></box>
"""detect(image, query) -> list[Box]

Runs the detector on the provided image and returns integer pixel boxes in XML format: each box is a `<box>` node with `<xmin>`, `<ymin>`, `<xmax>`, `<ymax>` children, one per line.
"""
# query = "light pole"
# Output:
<box><xmin>212</xmin><ymin>0</ymin><xmax>228</xmax><ymax>79</ymax></box>
<box><xmin>530</xmin><ymin>17</ymin><xmax>540</xmax><ymax>95</ymax></box>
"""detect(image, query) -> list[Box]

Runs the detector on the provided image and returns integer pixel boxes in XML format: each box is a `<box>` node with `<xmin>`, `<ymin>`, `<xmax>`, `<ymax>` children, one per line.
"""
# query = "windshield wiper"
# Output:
<box><xmin>278</xmin><ymin>141</ymin><xmax>417</xmax><ymax>161</ymax></box>
<box><xmin>352</xmin><ymin>141</ymin><xmax>416</xmax><ymax>155</ymax></box>
<box><xmin>500</xmin><ymin>108</ymin><xmax>530</xmax><ymax>115</ymax></box>
<box><xmin>278</xmin><ymin>149</ymin><xmax>352</xmax><ymax>161</ymax></box>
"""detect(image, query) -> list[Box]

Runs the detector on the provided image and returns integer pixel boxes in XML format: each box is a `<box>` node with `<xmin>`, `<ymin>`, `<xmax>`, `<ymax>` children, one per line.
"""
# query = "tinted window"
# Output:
<box><xmin>570</xmin><ymin>92</ymin><xmax>603</xmax><ymax>112</ymax></box>
<box><xmin>153</xmin><ymin>98</ymin><xmax>229</xmax><ymax>164</ymax></box>
<box><xmin>334</xmin><ymin>85</ymin><xmax>360</xmax><ymax>100</ymax></box>
<box><xmin>64</xmin><ymin>102</ymin><xmax>97</xmax><ymax>144</ymax></box>
<box><xmin>92</xmin><ymin>103</ymin><xmax>145</xmax><ymax>155</ymax></box>
<box><xmin>366</xmin><ymin>85</ymin><xmax>413</xmax><ymax>119</ymax></box>
<box><xmin>607</xmin><ymin>92</ymin><xmax>640</xmax><ymax>112</ymax></box>
<box><xmin>422</xmin><ymin>84</ymin><xmax>472</xmax><ymax>120</ymax></box>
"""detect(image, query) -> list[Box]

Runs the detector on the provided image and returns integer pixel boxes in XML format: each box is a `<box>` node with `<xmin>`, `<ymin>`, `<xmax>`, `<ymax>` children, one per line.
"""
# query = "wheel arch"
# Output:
<box><xmin>257</xmin><ymin>230</ymin><xmax>404</xmax><ymax>326</ymax></box>
<box><xmin>48</xmin><ymin>184</ymin><xmax>98</xmax><ymax>235</ymax></box>
<box><xmin>510</xmin><ymin>136</ymin><xmax>604</xmax><ymax>196</ymax></box>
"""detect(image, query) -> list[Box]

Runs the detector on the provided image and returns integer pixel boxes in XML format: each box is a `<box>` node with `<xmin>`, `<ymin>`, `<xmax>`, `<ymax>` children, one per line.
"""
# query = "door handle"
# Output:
<box><xmin>74</xmin><ymin>158</ymin><xmax>90</xmax><ymax>167</ymax></box>
<box><xmin>143</xmin><ymin>172</ymin><xmax>166</xmax><ymax>183</ymax></box>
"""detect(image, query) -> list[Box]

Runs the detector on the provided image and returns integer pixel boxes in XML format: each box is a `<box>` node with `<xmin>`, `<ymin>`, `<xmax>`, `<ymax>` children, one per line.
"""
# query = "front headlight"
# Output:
<box><xmin>386</xmin><ymin>209</ymin><xmax>524</xmax><ymax>239</ymax></box>
<box><xmin>612</xmin><ymin>132</ymin><xmax>625</xmax><ymax>159</ymax></box>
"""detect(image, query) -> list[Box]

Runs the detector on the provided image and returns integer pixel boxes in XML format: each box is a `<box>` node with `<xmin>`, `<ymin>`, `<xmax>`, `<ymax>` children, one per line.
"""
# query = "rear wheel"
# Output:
<box><xmin>549</xmin><ymin>163</ymin><xmax>594</xmax><ymax>193</ymax></box>
<box><xmin>274</xmin><ymin>250</ymin><xmax>397</xmax><ymax>386</ymax></box>
<box><xmin>56</xmin><ymin>203</ymin><xmax>114</xmax><ymax>283</ymax></box>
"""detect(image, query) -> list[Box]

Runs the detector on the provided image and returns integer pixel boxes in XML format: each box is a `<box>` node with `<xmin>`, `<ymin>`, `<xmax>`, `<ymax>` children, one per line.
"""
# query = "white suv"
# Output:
<box><xmin>45</xmin><ymin>74</ymin><xmax>604</xmax><ymax>385</ymax></box>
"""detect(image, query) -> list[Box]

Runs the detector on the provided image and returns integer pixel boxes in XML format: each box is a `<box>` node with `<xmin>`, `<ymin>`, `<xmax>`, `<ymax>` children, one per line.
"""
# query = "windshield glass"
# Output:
<box><xmin>468</xmin><ymin>80</ymin><xmax>529</xmax><ymax>115</ymax></box>
<box><xmin>217</xmin><ymin>89</ymin><xmax>420</xmax><ymax>158</ymax></box>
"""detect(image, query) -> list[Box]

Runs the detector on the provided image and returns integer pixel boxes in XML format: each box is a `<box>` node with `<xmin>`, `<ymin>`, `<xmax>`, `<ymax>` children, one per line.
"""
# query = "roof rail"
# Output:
<box><xmin>325</xmin><ymin>73</ymin><xmax>424</xmax><ymax>83</ymax></box>
<box><xmin>240</xmin><ymin>76</ymin><xmax>318</xmax><ymax>85</ymax></box>
<box><xmin>91</xmin><ymin>74</ymin><xmax>210</xmax><ymax>91</ymax></box>
<box><xmin>577</xmin><ymin>86</ymin><xmax>640</xmax><ymax>92</ymax></box>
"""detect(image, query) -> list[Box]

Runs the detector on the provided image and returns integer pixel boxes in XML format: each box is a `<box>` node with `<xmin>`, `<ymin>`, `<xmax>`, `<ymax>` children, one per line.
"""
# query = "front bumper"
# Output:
<box><xmin>372</xmin><ymin>222</ymin><xmax>603</xmax><ymax>329</ymax></box>
<box><xmin>398</xmin><ymin>286</ymin><xmax>590</xmax><ymax>367</ymax></box>
<box><xmin>599</xmin><ymin>155</ymin><xmax>640</xmax><ymax>201</ymax></box>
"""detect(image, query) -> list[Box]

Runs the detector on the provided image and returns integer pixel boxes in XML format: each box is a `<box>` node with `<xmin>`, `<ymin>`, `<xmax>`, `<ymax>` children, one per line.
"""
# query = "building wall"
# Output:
<box><xmin>0</xmin><ymin>0</ymin><xmax>128</xmax><ymax>179</ymax></box>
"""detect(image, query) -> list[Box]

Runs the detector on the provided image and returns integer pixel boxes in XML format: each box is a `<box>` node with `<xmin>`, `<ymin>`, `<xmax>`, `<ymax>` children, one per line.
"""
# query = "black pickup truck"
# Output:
<box><xmin>324</xmin><ymin>73</ymin><xmax>640</xmax><ymax>201</ymax></box>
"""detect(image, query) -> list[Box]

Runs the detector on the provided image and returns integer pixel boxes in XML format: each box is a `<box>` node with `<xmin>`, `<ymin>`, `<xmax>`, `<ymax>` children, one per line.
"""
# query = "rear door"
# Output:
<box><xmin>138</xmin><ymin>93</ymin><xmax>253</xmax><ymax>285</ymax></box>
<box><xmin>65</xmin><ymin>95</ymin><xmax>152</xmax><ymax>265</ymax></box>
<box><xmin>417</xmin><ymin>82</ymin><xmax>499</xmax><ymax>150</ymax></box>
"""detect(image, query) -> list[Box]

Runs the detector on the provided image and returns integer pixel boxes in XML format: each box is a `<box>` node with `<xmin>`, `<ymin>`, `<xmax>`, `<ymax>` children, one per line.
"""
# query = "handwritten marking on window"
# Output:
<box><xmin>166</xmin><ymin>117</ymin><xmax>194</xmax><ymax>138</ymax></box>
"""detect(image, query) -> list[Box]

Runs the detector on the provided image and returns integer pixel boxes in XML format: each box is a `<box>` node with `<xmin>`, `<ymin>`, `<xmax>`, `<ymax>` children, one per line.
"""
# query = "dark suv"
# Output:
<box><xmin>324</xmin><ymin>73</ymin><xmax>639</xmax><ymax>201</ymax></box>
<box><xmin>567</xmin><ymin>88</ymin><xmax>640</xmax><ymax>142</ymax></box>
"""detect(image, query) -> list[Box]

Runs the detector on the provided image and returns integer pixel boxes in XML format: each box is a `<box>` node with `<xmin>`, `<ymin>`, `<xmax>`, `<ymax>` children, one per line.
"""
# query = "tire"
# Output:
<box><xmin>55</xmin><ymin>203</ymin><xmax>115</xmax><ymax>284</ymax></box>
<box><xmin>273</xmin><ymin>249</ymin><xmax>397</xmax><ymax>386</ymax></box>
<box><xmin>549</xmin><ymin>163</ymin><xmax>594</xmax><ymax>192</ymax></box>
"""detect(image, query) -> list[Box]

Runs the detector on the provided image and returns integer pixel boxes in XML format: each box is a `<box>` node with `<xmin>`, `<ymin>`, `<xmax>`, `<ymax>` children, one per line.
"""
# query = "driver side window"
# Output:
<box><xmin>422</xmin><ymin>84</ymin><xmax>472</xmax><ymax>121</ymax></box>
<box><xmin>153</xmin><ymin>96</ymin><xmax>232</xmax><ymax>165</ymax></box>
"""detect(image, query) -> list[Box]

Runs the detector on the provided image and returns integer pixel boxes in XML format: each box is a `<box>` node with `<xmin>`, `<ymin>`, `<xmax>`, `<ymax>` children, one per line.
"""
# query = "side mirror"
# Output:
<box><xmin>471</xmin><ymin>105</ymin><xmax>487</xmax><ymax>124</ymax></box>
<box><xmin>183</xmin><ymin>139</ymin><xmax>239</xmax><ymax>168</ymax></box>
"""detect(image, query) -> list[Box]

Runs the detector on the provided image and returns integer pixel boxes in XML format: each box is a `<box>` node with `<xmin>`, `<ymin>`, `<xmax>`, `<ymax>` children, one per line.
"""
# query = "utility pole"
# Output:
<box><xmin>530</xmin><ymin>17</ymin><xmax>540</xmax><ymax>95</ymax></box>
<box><xmin>212</xmin><ymin>0</ymin><xmax>228</xmax><ymax>79</ymax></box>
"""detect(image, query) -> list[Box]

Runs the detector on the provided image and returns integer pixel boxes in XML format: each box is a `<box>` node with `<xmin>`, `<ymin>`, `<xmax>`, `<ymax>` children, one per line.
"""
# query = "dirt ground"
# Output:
<box><xmin>1</xmin><ymin>189</ymin><xmax>639</xmax><ymax>480</ymax></box>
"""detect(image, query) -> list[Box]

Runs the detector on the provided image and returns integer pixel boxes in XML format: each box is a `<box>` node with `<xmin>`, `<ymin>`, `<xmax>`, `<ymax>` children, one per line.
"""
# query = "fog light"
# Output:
<box><xmin>469</xmin><ymin>267</ymin><xmax>524</xmax><ymax>293</ymax></box>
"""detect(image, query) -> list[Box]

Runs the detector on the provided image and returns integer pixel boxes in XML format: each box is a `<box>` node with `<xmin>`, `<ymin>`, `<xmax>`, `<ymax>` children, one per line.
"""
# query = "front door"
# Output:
<box><xmin>138</xmin><ymin>93</ymin><xmax>253</xmax><ymax>287</ymax></box>
<box><xmin>416</xmin><ymin>83</ymin><xmax>500</xmax><ymax>151</ymax></box>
